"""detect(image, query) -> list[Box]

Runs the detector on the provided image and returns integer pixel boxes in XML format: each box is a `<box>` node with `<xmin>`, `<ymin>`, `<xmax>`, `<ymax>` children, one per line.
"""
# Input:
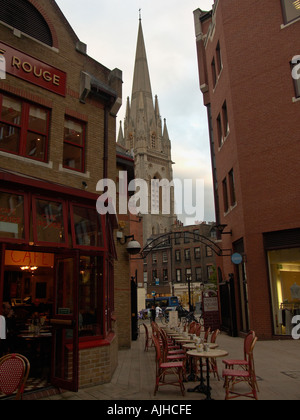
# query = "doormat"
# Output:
<box><xmin>281</xmin><ymin>371</ymin><xmax>300</xmax><ymax>380</ymax></box>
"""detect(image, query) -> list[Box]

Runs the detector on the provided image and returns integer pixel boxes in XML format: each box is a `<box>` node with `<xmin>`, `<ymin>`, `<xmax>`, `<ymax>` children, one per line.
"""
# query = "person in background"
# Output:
<box><xmin>151</xmin><ymin>305</ymin><xmax>156</xmax><ymax>323</ymax></box>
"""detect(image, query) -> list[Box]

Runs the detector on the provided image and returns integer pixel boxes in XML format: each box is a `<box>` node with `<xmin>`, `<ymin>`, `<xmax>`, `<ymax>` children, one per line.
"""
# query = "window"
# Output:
<box><xmin>222</xmin><ymin>177</ymin><xmax>229</xmax><ymax>213</ymax></box>
<box><xmin>152</xmin><ymin>270</ymin><xmax>158</xmax><ymax>283</ymax></box>
<box><xmin>222</xmin><ymin>101</ymin><xmax>229</xmax><ymax>137</ymax></box>
<box><xmin>229</xmin><ymin>169</ymin><xmax>237</xmax><ymax>206</ymax></box>
<box><xmin>184</xmin><ymin>231</ymin><xmax>190</xmax><ymax>243</ymax></box>
<box><xmin>216</xmin><ymin>42</ymin><xmax>222</xmax><ymax>74</ymax></box>
<box><xmin>0</xmin><ymin>94</ymin><xmax>49</xmax><ymax>161</ymax></box>
<box><xmin>162</xmin><ymin>252</ymin><xmax>168</xmax><ymax>263</ymax></box>
<box><xmin>206</xmin><ymin>246</ymin><xmax>213</xmax><ymax>257</ymax></box>
<box><xmin>217</xmin><ymin>114</ymin><xmax>222</xmax><ymax>147</ymax></box>
<box><xmin>175</xmin><ymin>232</ymin><xmax>181</xmax><ymax>244</ymax></box>
<box><xmin>71</xmin><ymin>204</ymin><xmax>104</xmax><ymax>249</ymax></box>
<box><xmin>186</xmin><ymin>268</ymin><xmax>192</xmax><ymax>281</ymax></box>
<box><xmin>185</xmin><ymin>249</ymin><xmax>191</xmax><ymax>261</ymax></box>
<box><xmin>175</xmin><ymin>249</ymin><xmax>181</xmax><ymax>262</ymax></box>
<box><xmin>33</xmin><ymin>197</ymin><xmax>67</xmax><ymax>246</ymax></box>
<box><xmin>63</xmin><ymin>117</ymin><xmax>86</xmax><ymax>172</ymax></box>
<box><xmin>0</xmin><ymin>190</ymin><xmax>27</xmax><ymax>242</ymax></box>
<box><xmin>281</xmin><ymin>0</ymin><xmax>300</xmax><ymax>24</ymax></box>
<box><xmin>176</xmin><ymin>269</ymin><xmax>182</xmax><ymax>282</ymax></box>
<box><xmin>163</xmin><ymin>269</ymin><xmax>168</xmax><ymax>283</ymax></box>
<box><xmin>195</xmin><ymin>267</ymin><xmax>202</xmax><ymax>282</ymax></box>
<box><xmin>152</xmin><ymin>253</ymin><xmax>157</xmax><ymax>264</ymax></box>
<box><xmin>193</xmin><ymin>229</ymin><xmax>199</xmax><ymax>242</ymax></box>
<box><xmin>211</xmin><ymin>57</ymin><xmax>217</xmax><ymax>87</ymax></box>
<box><xmin>194</xmin><ymin>247</ymin><xmax>201</xmax><ymax>259</ymax></box>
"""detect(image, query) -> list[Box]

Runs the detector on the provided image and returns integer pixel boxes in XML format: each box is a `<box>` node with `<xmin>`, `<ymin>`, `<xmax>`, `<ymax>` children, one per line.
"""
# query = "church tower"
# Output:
<box><xmin>118</xmin><ymin>17</ymin><xmax>175</xmax><ymax>243</ymax></box>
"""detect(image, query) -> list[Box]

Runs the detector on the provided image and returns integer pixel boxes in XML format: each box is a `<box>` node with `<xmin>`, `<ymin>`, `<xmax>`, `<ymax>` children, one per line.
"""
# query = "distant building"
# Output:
<box><xmin>194</xmin><ymin>0</ymin><xmax>300</xmax><ymax>339</ymax></box>
<box><xmin>144</xmin><ymin>222</ymin><xmax>217</xmax><ymax>309</ymax></box>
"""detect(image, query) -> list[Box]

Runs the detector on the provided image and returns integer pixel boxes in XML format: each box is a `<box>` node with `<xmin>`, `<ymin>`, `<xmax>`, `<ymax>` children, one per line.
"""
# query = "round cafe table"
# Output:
<box><xmin>187</xmin><ymin>349</ymin><xmax>228</xmax><ymax>400</ymax></box>
<box><xmin>183</xmin><ymin>343</ymin><xmax>218</xmax><ymax>382</ymax></box>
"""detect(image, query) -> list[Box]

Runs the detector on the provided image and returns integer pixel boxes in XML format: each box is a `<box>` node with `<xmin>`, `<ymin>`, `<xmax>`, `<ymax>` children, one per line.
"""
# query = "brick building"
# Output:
<box><xmin>194</xmin><ymin>0</ymin><xmax>300</xmax><ymax>339</ymax></box>
<box><xmin>144</xmin><ymin>222</ymin><xmax>217</xmax><ymax>309</ymax></box>
<box><xmin>0</xmin><ymin>0</ymin><xmax>122</xmax><ymax>391</ymax></box>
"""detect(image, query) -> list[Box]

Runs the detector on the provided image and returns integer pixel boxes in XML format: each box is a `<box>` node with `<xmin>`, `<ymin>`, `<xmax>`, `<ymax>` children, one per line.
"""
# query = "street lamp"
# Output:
<box><xmin>187</xmin><ymin>274</ymin><xmax>192</xmax><ymax>312</ymax></box>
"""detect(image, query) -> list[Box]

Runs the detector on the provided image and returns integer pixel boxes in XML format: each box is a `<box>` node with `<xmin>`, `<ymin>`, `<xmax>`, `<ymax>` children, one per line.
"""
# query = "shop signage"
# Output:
<box><xmin>0</xmin><ymin>41</ymin><xmax>66</xmax><ymax>96</ymax></box>
<box><xmin>231</xmin><ymin>252</ymin><xmax>243</xmax><ymax>265</ymax></box>
<box><xmin>5</xmin><ymin>250</ymin><xmax>54</xmax><ymax>267</ymax></box>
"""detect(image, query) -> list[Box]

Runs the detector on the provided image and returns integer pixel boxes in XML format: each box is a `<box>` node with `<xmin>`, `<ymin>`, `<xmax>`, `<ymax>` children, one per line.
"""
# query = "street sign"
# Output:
<box><xmin>231</xmin><ymin>252</ymin><xmax>243</xmax><ymax>265</ymax></box>
<box><xmin>152</xmin><ymin>291</ymin><xmax>156</xmax><ymax>297</ymax></box>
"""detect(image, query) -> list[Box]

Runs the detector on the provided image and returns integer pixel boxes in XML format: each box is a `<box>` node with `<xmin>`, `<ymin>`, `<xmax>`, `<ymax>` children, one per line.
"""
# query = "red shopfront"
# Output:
<box><xmin>0</xmin><ymin>170</ymin><xmax>116</xmax><ymax>392</ymax></box>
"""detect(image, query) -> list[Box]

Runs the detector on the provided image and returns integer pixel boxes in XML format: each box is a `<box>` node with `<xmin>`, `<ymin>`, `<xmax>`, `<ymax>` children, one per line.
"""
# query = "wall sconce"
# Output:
<box><xmin>215</xmin><ymin>224</ymin><xmax>232</xmax><ymax>235</ymax></box>
<box><xmin>117</xmin><ymin>233</ymin><xmax>141</xmax><ymax>255</ymax></box>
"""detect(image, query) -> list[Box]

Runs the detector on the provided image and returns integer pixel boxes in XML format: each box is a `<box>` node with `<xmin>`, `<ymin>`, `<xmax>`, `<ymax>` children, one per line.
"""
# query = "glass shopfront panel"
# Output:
<box><xmin>34</xmin><ymin>198</ymin><xmax>67</xmax><ymax>246</ymax></box>
<box><xmin>268</xmin><ymin>248</ymin><xmax>300</xmax><ymax>335</ymax></box>
<box><xmin>72</xmin><ymin>205</ymin><xmax>104</xmax><ymax>248</ymax></box>
<box><xmin>0</xmin><ymin>192</ymin><xmax>25</xmax><ymax>241</ymax></box>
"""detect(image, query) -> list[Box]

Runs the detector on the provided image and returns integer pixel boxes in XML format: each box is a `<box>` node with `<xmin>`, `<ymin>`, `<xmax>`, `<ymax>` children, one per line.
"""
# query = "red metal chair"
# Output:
<box><xmin>0</xmin><ymin>353</ymin><xmax>30</xmax><ymax>400</ymax></box>
<box><xmin>222</xmin><ymin>336</ymin><xmax>258</xmax><ymax>400</ymax></box>
<box><xmin>142</xmin><ymin>323</ymin><xmax>152</xmax><ymax>352</ymax></box>
<box><xmin>153</xmin><ymin>335</ymin><xmax>185</xmax><ymax>396</ymax></box>
<box><xmin>222</xmin><ymin>330</ymin><xmax>255</xmax><ymax>370</ymax></box>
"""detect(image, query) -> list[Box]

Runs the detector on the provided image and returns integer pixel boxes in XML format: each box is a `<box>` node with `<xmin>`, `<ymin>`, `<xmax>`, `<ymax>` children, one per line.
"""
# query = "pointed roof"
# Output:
<box><xmin>130</xmin><ymin>19</ymin><xmax>155</xmax><ymax>125</ymax></box>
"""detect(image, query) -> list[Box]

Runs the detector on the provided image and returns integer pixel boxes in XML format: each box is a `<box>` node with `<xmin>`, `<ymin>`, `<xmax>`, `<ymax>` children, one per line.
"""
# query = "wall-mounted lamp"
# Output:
<box><xmin>117</xmin><ymin>233</ymin><xmax>141</xmax><ymax>255</ymax></box>
<box><xmin>215</xmin><ymin>224</ymin><xmax>232</xmax><ymax>235</ymax></box>
<box><xmin>82</xmin><ymin>181</ymin><xmax>88</xmax><ymax>190</ymax></box>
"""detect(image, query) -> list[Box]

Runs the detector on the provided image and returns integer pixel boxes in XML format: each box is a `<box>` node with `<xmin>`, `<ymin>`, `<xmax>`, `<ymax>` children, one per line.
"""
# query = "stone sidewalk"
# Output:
<box><xmin>41</xmin><ymin>325</ymin><xmax>300</xmax><ymax>401</ymax></box>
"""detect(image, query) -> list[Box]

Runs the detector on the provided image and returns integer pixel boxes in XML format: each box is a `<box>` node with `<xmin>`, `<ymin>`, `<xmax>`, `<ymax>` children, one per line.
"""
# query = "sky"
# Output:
<box><xmin>55</xmin><ymin>0</ymin><xmax>215</xmax><ymax>224</ymax></box>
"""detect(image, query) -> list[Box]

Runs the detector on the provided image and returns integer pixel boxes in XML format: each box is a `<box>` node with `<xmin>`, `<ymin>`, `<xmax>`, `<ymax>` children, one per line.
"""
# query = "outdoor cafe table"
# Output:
<box><xmin>187</xmin><ymin>349</ymin><xmax>228</xmax><ymax>400</ymax></box>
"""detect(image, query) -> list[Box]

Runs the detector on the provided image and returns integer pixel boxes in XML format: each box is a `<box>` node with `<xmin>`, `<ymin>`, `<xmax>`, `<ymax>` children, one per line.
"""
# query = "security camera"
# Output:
<box><xmin>126</xmin><ymin>239</ymin><xmax>141</xmax><ymax>255</ymax></box>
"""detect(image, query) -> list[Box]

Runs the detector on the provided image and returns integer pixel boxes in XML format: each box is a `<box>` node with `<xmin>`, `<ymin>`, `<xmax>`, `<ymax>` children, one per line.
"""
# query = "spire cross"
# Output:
<box><xmin>139</xmin><ymin>8</ymin><xmax>142</xmax><ymax>21</ymax></box>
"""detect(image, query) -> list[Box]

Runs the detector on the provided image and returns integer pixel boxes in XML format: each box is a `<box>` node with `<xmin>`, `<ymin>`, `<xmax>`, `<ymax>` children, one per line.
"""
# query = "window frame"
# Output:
<box><xmin>281</xmin><ymin>0</ymin><xmax>300</xmax><ymax>24</ymax></box>
<box><xmin>70</xmin><ymin>202</ymin><xmax>106</xmax><ymax>251</ymax></box>
<box><xmin>0</xmin><ymin>188</ymin><xmax>29</xmax><ymax>244</ymax></box>
<box><xmin>63</xmin><ymin>116</ymin><xmax>86</xmax><ymax>173</ymax></box>
<box><xmin>32</xmin><ymin>195</ymin><xmax>69</xmax><ymax>247</ymax></box>
<box><xmin>0</xmin><ymin>93</ymin><xmax>50</xmax><ymax>162</ymax></box>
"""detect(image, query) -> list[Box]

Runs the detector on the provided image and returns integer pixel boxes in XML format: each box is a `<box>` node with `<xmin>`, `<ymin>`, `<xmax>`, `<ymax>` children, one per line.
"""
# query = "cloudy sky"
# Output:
<box><xmin>55</xmin><ymin>0</ymin><xmax>215</xmax><ymax>224</ymax></box>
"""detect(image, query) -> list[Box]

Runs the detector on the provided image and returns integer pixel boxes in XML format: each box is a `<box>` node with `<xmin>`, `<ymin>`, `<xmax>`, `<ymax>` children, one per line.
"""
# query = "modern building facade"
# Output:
<box><xmin>194</xmin><ymin>0</ymin><xmax>300</xmax><ymax>339</ymax></box>
<box><xmin>0</xmin><ymin>0</ymin><xmax>122</xmax><ymax>391</ymax></box>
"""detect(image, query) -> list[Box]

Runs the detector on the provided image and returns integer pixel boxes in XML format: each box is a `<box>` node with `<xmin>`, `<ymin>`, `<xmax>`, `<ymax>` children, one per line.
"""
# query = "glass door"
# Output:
<box><xmin>51</xmin><ymin>254</ymin><xmax>79</xmax><ymax>391</ymax></box>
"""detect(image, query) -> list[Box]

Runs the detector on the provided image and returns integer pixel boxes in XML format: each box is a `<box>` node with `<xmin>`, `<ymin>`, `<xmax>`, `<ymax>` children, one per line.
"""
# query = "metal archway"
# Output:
<box><xmin>140</xmin><ymin>231</ymin><xmax>232</xmax><ymax>258</ymax></box>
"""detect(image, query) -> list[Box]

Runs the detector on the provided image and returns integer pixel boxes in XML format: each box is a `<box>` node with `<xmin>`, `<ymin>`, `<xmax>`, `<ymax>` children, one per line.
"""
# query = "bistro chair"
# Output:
<box><xmin>222</xmin><ymin>336</ymin><xmax>258</xmax><ymax>400</ymax></box>
<box><xmin>0</xmin><ymin>353</ymin><xmax>30</xmax><ymax>400</ymax></box>
<box><xmin>209</xmin><ymin>329</ymin><xmax>220</xmax><ymax>380</ymax></box>
<box><xmin>188</xmin><ymin>321</ymin><xmax>197</xmax><ymax>334</ymax></box>
<box><xmin>143</xmin><ymin>323</ymin><xmax>153</xmax><ymax>352</ymax></box>
<box><xmin>153</xmin><ymin>335</ymin><xmax>185</xmax><ymax>396</ymax></box>
<box><xmin>203</xmin><ymin>326</ymin><xmax>211</xmax><ymax>343</ymax></box>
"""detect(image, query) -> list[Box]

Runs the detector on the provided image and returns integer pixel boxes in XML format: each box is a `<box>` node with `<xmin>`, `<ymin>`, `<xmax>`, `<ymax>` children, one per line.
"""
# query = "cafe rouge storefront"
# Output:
<box><xmin>0</xmin><ymin>170</ymin><xmax>116</xmax><ymax>393</ymax></box>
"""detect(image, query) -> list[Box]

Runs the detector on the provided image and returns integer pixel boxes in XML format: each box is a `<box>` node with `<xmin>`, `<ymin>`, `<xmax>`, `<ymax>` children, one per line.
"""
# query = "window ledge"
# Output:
<box><xmin>0</xmin><ymin>151</ymin><xmax>53</xmax><ymax>168</ymax></box>
<box><xmin>281</xmin><ymin>16</ymin><xmax>300</xmax><ymax>30</ymax></box>
<box><xmin>58</xmin><ymin>164</ymin><xmax>90</xmax><ymax>178</ymax></box>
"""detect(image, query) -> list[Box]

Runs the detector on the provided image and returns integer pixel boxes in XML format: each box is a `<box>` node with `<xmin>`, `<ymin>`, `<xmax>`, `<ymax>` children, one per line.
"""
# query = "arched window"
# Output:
<box><xmin>0</xmin><ymin>0</ymin><xmax>53</xmax><ymax>47</ymax></box>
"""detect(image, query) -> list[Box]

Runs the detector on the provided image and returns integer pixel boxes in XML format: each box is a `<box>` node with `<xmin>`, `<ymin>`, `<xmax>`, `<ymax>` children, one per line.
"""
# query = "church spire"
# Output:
<box><xmin>130</xmin><ymin>18</ymin><xmax>154</xmax><ymax>125</ymax></box>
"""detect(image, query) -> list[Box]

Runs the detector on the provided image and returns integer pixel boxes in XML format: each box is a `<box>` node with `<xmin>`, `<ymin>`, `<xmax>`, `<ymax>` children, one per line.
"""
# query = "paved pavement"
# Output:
<box><xmin>40</xmin><ymin>323</ymin><xmax>300</xmax><ymax>401</ymax></box>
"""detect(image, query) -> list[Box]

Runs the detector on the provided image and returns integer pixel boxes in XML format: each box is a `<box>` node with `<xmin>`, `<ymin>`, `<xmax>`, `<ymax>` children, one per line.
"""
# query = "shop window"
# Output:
<box><xmin>71</xmin><ymin>205</ymin><xmax>104</xmax><ymax>249</ymax></box>
<box><xmin>0</xmin><ymin>94</ymin><xmax>49</xmax><ymax>161</ymax></box>
<box><xmin>63</xmin><ymin>117</ymin><xmax>86</xmax><ymax>172</ymax></box>
<box><xmin>33</xmin><ymin>197</ymin><xmax>68</xmax><ymax>246</ymax></box>
<box><xmin>281</xmin><ymin>0</ymin><xmax>300</xmax><ymax>24</ymax></box>
<box><xmin>0</xmin><ymin>190</ymin><xmax>27</xmax><ymax>242</ymax></box>
<box><xmin>79</xmin><ymin>255</ymin><xmax>104</xmax><ymax>337</ymax></box>
<box><xmin>268</xmin><ymin>248</ymin><xmax>300</xmax><ymax>336</ymax></box>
